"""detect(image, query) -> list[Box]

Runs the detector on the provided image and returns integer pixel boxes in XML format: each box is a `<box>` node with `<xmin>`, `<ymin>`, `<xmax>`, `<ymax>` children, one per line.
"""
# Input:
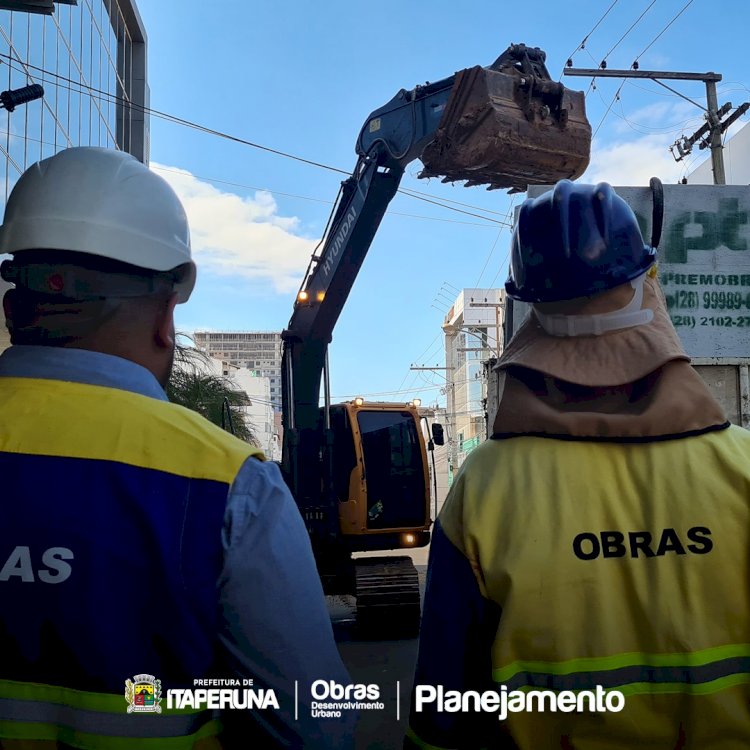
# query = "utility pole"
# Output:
<box><xmin>462</xmin><ymin>299</ymin><xmax>505</xmax><ymax>357</ymax></box>
<box><xmin>704</xmin><ymin>79</ymin><xmax>726</xmax><ymax>185</ymax></box>
<box><xmin>564</xmin><ymin>67</ymin><xmax>747</xmax><ymax>186</ymax></box>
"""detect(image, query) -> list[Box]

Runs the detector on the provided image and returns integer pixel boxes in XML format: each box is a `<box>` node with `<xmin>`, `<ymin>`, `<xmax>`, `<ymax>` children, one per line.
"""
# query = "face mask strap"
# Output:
<box><xmin>533</xmin><ymin>273</ymin><xmax>655</xmax><ymax>338</ymax></box>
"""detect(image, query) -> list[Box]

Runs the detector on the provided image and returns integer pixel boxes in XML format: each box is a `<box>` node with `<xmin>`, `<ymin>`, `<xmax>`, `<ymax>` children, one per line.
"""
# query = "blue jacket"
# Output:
<box><xmin>0</xmin><ymin>345</ymin><xmax>354</xmax><ymax>749</ymax></box>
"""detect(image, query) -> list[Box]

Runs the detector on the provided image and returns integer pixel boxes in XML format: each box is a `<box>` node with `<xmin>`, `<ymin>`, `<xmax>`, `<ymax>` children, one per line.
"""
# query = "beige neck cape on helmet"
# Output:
<box><xmin>492</xmin><ymin>274</ymin><xmax>728</xmax><ymax>439</ymax></box>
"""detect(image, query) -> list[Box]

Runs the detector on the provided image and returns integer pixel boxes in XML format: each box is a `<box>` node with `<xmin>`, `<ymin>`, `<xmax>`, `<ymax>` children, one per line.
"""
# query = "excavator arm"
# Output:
<box><xmin>281</xmin><ymin>75</ymin><xmax>458</xmax><ymax>533</ymax></box>
<box><xmin>281</xmin><ymin>44</ymin><xmax>591</xmax><ymax>545</ymax></box>
<box><xmin>283</xmin><ymin>70</ymin><xmax>461</xmax><ymax>413</ymax></box>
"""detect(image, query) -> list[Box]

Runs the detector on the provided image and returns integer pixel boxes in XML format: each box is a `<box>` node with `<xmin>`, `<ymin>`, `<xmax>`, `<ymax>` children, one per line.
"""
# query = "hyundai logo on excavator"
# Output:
<box><xmin>321</xmin><ymin>206</ymin><xmax>357</xmax><ymax>281</ymax></box>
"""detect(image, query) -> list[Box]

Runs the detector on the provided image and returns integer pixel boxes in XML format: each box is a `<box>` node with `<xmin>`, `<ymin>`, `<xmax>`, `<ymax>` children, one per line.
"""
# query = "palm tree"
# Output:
<box><xmin>166</xmin><ymin>336</ymin><xmax>258</xmax><ymax>445</ymax></box>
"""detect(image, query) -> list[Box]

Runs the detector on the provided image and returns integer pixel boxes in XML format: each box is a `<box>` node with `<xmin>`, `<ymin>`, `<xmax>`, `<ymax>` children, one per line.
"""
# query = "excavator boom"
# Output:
<box><xmin>280</xmin><ymin>44</ymin><xmax>591</xmax><ymax>632</ymax></box>
<box><xmin>282</xmin><ymin>42</ymin><xmax>590</xmax><ymax>515</ymax></box>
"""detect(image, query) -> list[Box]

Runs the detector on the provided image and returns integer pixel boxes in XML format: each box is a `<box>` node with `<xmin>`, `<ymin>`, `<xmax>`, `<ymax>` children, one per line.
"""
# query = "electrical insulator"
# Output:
<box><xmin>0</xmin><ymin>83</ymin><xmax>44</xmax><ymax>112</ymax></box>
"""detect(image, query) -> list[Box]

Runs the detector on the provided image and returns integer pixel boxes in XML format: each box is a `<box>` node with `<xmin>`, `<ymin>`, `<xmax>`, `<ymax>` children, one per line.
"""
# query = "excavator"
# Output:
<box><xmin>281</xmin><ymin>43</ymin><xmax>591</xmax><ymax>636</ymax></box>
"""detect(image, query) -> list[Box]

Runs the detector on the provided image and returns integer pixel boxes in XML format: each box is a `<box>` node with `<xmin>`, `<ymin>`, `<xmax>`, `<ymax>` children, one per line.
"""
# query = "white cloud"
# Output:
<box><xmin>609</xmin><ymin>100</ymin><xmax>699</xmax><ymax>138</ymax></box>
<box><xmin>582</xmin><ymin>100</ymin><xmax>723</xmax><ymax>186</ymax></box>
<box><xmin>583</xmin><ymin>133</ymin><xmax>684</xmax><ymax>185</ymax></box>
<box><xmin>152</xmin><ymin>163</ymin><xmax>316</xmax><ymax>293</ymax></box>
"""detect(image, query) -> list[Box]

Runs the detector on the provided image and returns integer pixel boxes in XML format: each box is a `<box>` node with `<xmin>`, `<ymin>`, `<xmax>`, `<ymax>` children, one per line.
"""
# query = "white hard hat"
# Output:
<box><xmin>0</xmin><ymin>147</ymin><xmax>196</xmax><ymax>302</ymax></box>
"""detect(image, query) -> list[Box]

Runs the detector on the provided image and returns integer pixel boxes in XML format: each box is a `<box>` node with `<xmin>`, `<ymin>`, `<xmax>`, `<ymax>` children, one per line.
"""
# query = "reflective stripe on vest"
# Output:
<box><xmin>438</xmin><ymin>430</ymin><xmax>750</xmax><ymax>744</ymax></box>
<box><xmin>0</xmin><ymin>680</ymin><xmax>220</xmax><ymax>749</ymax></box>
<box><xmin>0</xmin><ymin>377</ymin><xmax>263</xmax><ymax>747</ymax></box>
<box><xmin>494</xmin><ymin>643</ymin><xmax>750</xmax><ymax>696</ymax></box>
<box><xmin>0</xmin><ymin>377</ymin><xmax>262</xmax><ymax>481</ymax></box>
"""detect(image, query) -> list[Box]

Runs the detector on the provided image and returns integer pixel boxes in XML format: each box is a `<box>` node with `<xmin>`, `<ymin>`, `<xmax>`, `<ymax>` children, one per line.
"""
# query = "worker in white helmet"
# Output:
<box><xmin>406</xmin><ymin>180</ymin><xmax>750</xmax><ymax>750</ymax></box>
<box><xmin>0</xmin><ymin>147</ymin><xmax>354</xmax><ymax>750</ymax></box>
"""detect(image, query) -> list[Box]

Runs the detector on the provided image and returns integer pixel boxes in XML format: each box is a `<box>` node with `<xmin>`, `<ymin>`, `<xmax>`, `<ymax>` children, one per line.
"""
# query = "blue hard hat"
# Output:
<box><xmin>505</xmin><ymin>180</ymin><xmax>656</xmax><ymax>303</ymax></box>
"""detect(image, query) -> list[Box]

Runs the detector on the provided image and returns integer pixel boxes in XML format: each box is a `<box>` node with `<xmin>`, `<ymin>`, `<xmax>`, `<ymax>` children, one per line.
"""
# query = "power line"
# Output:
<box><xmin>594</xmin><ymin>84</ymin><xmax>703</xmax><ymax>135</ymax></box>
<box><xmin>414</xmin><ymin>332</ymin><xmax>447</xmax><ymax>367</ymax></box>
<box><xmin>631</xmin><ymin>0</ymin><xmax>694</xmax><ymax>67</ymax></box>
<box><xmin>561</xmin><ymin>0</ymin><xmax>621</xmax><ymax>75</ymax></box>
<box><xmin>584</xmin><ymin>1</ymin><xmax>702</xmax><ymax>142</ymax></box>
<box><xmin>331</xmin><ymin>373</ymin><xmax>485</xmax><ymax>401</ymax></box>
<box><xmin>394</xmin><ymin>331</ymin><xmax>444</xmax><ymax>394</ymax></box>
<box><xmin>0</xmin><ymin>123</ymin><xmax>496</xmax><ymax>231</ymax></box>
<box><xmin>382</xmin><ymin>209</ymin><xmax>496</xmax><ymax>227</ymax></box>
<box><xmin>332</xmin><ymin>383</ymin><xmax>445</xmax><ymax>400</ymax></box>
<box><xmin>154</xmin><ymin>165</ymin><xmax>496</xmax><ymax>226</ymax></box>
<box><xmin>599</xmin><ymin>0</ymin><xmax>658</xmax><ymax>68</ymax></box>
<box><xmin>625</xmin><ymin>78</ymin><xmax>677</xmax><ymax>97</ymax></box>
<box><xmin>421</xmin><ymin>340</ymin><xmax>447</xmax><ymax>368</ymax></box>
<box><xmin>473</xmin><ymin>226</ymin><xmax>505</xmax><ymax>289</ymax></box>
<box><xmin>398</xmin><ymin>186</ymin><xmax>511</xmax><ymax>217</ymax></box>
<box><xmin>484</xmin><ymin>199</ymin><xmax>525</xmax><ymax>288</ymax></box>
<box><xmin>396</xmin><ymin>189</ymin><xmax>511</xmax><ymax>225</ymax></box>
<box><xmin>679</xmin><ymin>151</ymin><xmax>702</xmax><ymax>181</ymax></box>
<box><xmin>151</xmin><ymin>166</ymin><xmax>335</xmax><ymax>205</ymax></box>
<box><xmin>593</xmin><ymin>81</ymin><xmax>626</xmax><ymax>138</ymax></box>
<box><xmin>0</xmin><ymin>51</ymin><xmax>512</xmax><ymax>226</ymax></box>
<box><xmin>486</xmin><ymin>246</ymin><xmax>512</xmax><ymax>290</ymax></box>
<box><xmin>0</xmin><ymin>51</ymin><xmax>351</xmax><ymax>176</ymax></box>
<box><xmin>718</xmin><ymin>81</ymin><xmax>750</xmax><ymax>96</ymax></box>
<box><xmin>612</xmin><ymin>97</ymin><xmax>702</xmax><ymax>135</ymax></box>
<box><xmin>474</xmin><ymin>195</ymin><xmax>517</xmax><ymax>288</ymax></box>
<box><xmin>582</xmin><ymin>48</ymin><xmax>602</xmax><ymax>95</ymax></box>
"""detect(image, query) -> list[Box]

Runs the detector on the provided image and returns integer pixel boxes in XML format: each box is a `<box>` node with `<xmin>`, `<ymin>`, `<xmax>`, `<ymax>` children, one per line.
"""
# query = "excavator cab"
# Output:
<box><xmin>321</xmin><ymin>400</ymin><xmax>434</xmax><ymax>635</ymax></box>
<box><xmin>325</xmin><ymin>401</ymin><xmax>432</xmax><ymax>549</ymax></box>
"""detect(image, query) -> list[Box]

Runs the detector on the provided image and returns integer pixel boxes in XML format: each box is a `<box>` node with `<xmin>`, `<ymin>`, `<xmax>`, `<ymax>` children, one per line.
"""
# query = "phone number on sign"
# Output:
<box><xmin>668</xmin><ymin>291</ymin><xmax>750</xmax><ymax>311</ymax></box>
<box><xmin>671</xmin><ymin>315</ymin><xmax>750</xmax><ymax>328</ymax></box>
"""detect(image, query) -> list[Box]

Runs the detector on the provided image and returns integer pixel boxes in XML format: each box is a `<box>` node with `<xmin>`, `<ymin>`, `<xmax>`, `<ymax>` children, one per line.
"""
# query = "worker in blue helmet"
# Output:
<box><xmin>406</xmin><ymin>180</ymin><xmax>750</xmax><ymax>750</ymax></box>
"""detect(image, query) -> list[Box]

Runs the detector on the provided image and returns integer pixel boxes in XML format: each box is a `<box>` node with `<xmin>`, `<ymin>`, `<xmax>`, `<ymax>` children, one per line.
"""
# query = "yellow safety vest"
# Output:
<box><xmin>438</xmin><ymin>426</ymin><xmax>750</xmax><ymax>749</ymax></box>
<box><xmin>0</xmin><ymin>376</ymin><xmax>263</xmax><ymax>750</ymax></box>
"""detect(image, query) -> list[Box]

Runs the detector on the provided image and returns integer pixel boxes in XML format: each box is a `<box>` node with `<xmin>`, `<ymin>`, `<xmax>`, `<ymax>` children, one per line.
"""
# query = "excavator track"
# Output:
<box><xmin>354</xmin><ymin>556</ymin><xmax>421</xmax><ymax>638</ymax></box>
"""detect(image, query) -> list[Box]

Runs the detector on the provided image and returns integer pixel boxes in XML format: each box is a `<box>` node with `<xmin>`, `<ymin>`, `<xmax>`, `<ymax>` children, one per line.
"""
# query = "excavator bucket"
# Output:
<box><xmin>419</xmin><ymin>44</ymin><xmax>591</xmax><ymax>192</ymax></box>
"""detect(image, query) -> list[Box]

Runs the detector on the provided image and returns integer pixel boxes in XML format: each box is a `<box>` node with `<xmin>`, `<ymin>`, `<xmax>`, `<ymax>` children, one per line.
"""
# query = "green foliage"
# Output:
<box><xmin>166</xmin><ymin>336</ymin><xmax>258</xmax><ymax>445</ymax></box>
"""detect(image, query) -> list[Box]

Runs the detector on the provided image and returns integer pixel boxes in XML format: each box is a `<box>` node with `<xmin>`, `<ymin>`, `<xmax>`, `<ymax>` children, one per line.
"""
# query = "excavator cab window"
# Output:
<box><xmin>357</xmin><ymin>410</ymin><xmax>426</xmax><ymax>530</ymax></box>
<box><xmin>326</xmin><ymin>405</ymin><xmax>358</xmax><ymax>503</ymax></box>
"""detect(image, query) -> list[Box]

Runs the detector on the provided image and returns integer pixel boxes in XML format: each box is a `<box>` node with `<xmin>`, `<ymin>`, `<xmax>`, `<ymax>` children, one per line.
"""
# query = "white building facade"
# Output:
<box><xmin>228</xmin><ymin>365</ymin><xmax>278</xmax><ymax>460</ymax></box>
<box><xmin>193</xmin><ymin>331</ymin><xmax>283</xmax><ymax>412</ymax></box>
<box><xmin>183</xmin><ymin>355</ymin><xmax>278</xmax><ymax>459</ymax></box>
<box><xmin>443</xmin><ymin>288</ymin><xmax>504</xmax><ymax>476</ymax></box>
<box><xmin>689</xmin><ymin>122</ymin><xmax>750</xmax><ymax>185</ymax></box>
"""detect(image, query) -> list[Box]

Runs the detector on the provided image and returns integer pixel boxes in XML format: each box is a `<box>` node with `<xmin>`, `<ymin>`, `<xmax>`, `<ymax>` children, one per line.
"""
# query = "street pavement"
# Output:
<box><xmin>329</xmin><ymin>564</ymin><xmax>428</xmax><ymax>750</ymax></box>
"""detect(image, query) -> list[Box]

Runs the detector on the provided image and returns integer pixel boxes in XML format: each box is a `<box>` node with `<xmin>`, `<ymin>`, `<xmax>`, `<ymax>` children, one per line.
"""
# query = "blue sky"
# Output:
<box><xmin>137</xmin><ymin>0</ymin><xmax>750</xmax><ymax>407</ymax></box>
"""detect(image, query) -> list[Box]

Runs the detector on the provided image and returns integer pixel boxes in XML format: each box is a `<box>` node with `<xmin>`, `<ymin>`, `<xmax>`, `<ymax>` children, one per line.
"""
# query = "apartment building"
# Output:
<box><xmin>192</xmin><ymin>330</ymin><xmax>283</xmax><ymax>411</ymax></box>
<box><xmin>443</xmin><ymin>287</ymin><xmax>504</xmax><ymax>473</ymax></box>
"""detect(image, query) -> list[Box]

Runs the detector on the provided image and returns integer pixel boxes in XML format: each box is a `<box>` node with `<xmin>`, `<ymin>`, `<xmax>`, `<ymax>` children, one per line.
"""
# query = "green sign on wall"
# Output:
<box><xmin>524</xmin><ymin>185</ymin><xmax>750</xmax><ymax>359</ymax></box>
